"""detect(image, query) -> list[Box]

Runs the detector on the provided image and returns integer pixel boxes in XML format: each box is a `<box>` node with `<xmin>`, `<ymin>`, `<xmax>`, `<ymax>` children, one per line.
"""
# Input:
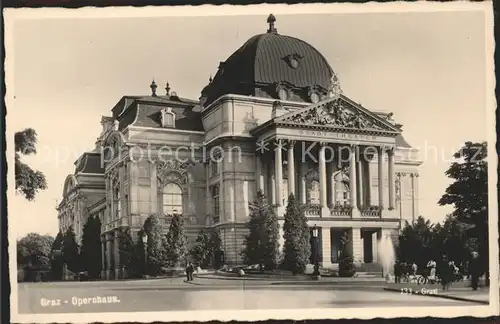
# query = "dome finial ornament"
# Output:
<box><xmin>209</xmin><ymin>75</ymin><xmax>213</xmax><ymax>83</ymax></box>
<box><xmin>267</xmin><ymin>14</ymin><xmax>277</xmax><ymax>34</ymax></box>
<box><xmin>150</xmin><ymin>79</ymin><xmax>158</xmax><ymax>97</ymax></box>
<box><xmin>165</xmin><ymin>82</ymin><xmax>170</xmax><ymax>96</ymax></box>
<box><xmin>327</xmin><ymin>74</ymin><xmax>343</xmax><ymax>100</ymax></box>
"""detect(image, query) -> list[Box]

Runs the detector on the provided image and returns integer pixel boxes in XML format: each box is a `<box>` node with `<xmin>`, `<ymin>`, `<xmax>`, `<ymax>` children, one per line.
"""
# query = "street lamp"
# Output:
<box><xmin>142</xmin><ymin>234</ymin><xmax>148</xmax><ymax>278</ymax></box>
<box><xmin>312</xmin><ymin>225</ymin><xmax>320</xmax><ymax>280</ymax></box>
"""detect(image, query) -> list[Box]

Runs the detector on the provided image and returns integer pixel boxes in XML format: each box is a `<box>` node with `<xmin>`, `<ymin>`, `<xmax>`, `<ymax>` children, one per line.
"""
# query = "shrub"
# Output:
<box><xmin>190</xmin><ymin>229</ymin><xmax>221</xmax><ymax>268</ymax></box>
<box><xmin>282</xmin><ymin>194</ymin><xmax>310</xmax><ymax>275</ymax></box>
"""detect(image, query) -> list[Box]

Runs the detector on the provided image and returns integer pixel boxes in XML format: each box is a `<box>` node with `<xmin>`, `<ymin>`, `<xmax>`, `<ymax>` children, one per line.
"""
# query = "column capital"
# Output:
<box><xmin>288</xmin><ymin>140</ymin><xmax>296</xmax><ymax>148</ymax></box>
<box><xmin>319</xmin><ymin>141</ymin><xmax>328</xmax><ymax>147</ymax></box>
<box><xmin>386</xmin><ymin>146</ymin><xmax>395</xmax><ymax>155</ymax></box>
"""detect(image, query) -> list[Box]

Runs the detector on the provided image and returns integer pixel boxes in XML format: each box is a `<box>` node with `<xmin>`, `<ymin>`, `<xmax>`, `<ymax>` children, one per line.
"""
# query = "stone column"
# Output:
<box><xmin>388</xmin><ymin>148</ymin><xmax>395</xmax><ymax>209</ymax></box>
<box><xmin>255</xmin><ymin>154</ymin><xmax>264</xmax><ymax>194</ymax></box>
<box><xmin>319</xmin><ymin>143</ymin><xmax>328</xmax><ymax>217</ymax></box>
<box><xmin>349</xmin><ymin>145</ymin><xmax>358</xmax><ymax>210</ymax></box>
<box><xmin>299</xmin><ymin>157</ymin><xmax>307</xmax><ymax>204</ymax></box>
<box><xmin>413</xmin><ymin>173</ymin><xmax>420</xmax><ymax>222</ymax></box>
<box><xmin>269</xmin><ymin>158</ymin><xmax>276</xmax><ymax>205</ymax></box>
<box><xmin>219</xmin><ymin>156</ymin><xmax>225</xmax><ymax>222</ymax></box>
<box><xmin>326</xmin><ymin>160</ymin><xmax>335</xmax><ymax>207</ymax></box>
<box><xmin>105</xmin><ymin>233</ymin><xmax>112</xmax><ymax>280</ymax></box>
<box><xmin>100</xmin><ymin>235</ymin><xmax>106</xmax><ymax>279</ymax></box>
<box><xmin>205</xmin><ymin>161</ymin><xmax>211</xmax><ymax>221</ymax></box>
<box><xmin>378</xmin><ymin>146</ymin><xmax>385</xmax><ymax>208</ymax></box>
<box><xmin>356</xmin><ymin>151</ymin><xmax>364</xmax><ymax>208</ymax></box>
<box><xmin>351</xmin><ymin>228</ymin><xmax>364</xmax><ymax>264</ymax></box>
<box><xmin>275</xmin><ymin>139</ymin><xmax>283</xmax><ymax>207</ymax></box>
<box><xmin>365</xmin><ymin>159</ymin><xmax>372</xmax><ymax>206</ymax></box>
<box><xmin>321</xmin><ymin>227</ymin><xmax>331</xmax><ymax>267</ymax></box>
<box><xmin>114</xmin><ymin>230</ymin><xmax>121</xmax><ymax>280</ymax></box>
<box><xmin>372</xmin><ymin>231</ymin><xmax>378</xmax><ymax>263</ymax></box>
<box><xmin>261</xmin><ymin>157</ymin><xmax>268</xmax><ymax>197</ymax></box>
<box><xmin>287</xmin><ymin>141</ymin><xmax>296</xmax><ymax>197</ymax></box>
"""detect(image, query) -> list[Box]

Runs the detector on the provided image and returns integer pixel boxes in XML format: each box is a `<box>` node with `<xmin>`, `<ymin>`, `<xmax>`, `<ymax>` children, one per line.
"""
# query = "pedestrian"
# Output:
<box><xmin>427</xmin><ymin>259</ymin><xmax>436</xmax><ymax>284</ymax></box>
<box><xmin>411</xmin><ymin>262</ymin><xmax>418</xmax><ymax>276</ymax></box>
<box><xmin>394</xmin><ymin>261</ymin><xmax>401</xmax><ymax>284</ymax></box>
<box><xmin>469</xmin><ymin>251</ymin><xmax>480</xmax><ymax>291</ymax></box>
<box><xmin>438</xmin><ymin>255</ymin><xmax>453</xmax><ymax>291</ymax></box>
<box><xmin>186</xmin><ymin>262</ymin><xmax>194</xmax><ymax>282</ymax></box>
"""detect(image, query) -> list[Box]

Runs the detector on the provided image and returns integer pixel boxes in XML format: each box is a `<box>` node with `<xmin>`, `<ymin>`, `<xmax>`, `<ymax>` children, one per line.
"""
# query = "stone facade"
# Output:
<box><xmin>56</xmin><ymin>17</ymin><xmax>422</xmax><ymax>279</ymax></box>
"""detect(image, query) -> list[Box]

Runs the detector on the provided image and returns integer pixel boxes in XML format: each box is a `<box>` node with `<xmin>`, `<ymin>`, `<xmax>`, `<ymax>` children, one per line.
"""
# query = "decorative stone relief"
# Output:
<box><xmin>280</xmin><ymin>99</ymin><xmax>386</xmax><ymax>131</ymax></box>
<box><xmin>305</xmin><ymin>168</ymin><xmax>319</xmax><ymax>181</ymax></box>
<box><xmin>156</xmin><ymin>160</ymin><xmax>189</xmax><ymax>185</ymax></box>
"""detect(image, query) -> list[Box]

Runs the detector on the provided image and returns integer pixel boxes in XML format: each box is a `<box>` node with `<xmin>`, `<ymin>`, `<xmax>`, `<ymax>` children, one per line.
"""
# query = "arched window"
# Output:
<box><xmin>163</xmin><ymin>183</ymin><xmax>183</xmax><ymax>215</ymax></box>
<box><xmin>333</xmin><ymin>171</ymin><xmax>350</xmax><ymax>206</ymax></box>
<box><xmin>308</xmin><ymin>180</ymin><xmax>320</xmax><ymax>204</ymax></box>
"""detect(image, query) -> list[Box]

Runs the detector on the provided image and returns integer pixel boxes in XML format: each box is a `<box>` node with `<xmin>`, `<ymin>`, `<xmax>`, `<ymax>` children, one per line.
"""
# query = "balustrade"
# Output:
<box><xmin>359</xmin><ymin>206</ymin><xmax>382</xmax><ymax>217</ymax></box>
<box><xmin>329</xmin><ymin>204</ymin><xmax>353</xmax><ymax>217</ymax></box>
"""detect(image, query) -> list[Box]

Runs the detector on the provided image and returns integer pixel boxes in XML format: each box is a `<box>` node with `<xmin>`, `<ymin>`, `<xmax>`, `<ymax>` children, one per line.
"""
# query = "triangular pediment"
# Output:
<box><xmin>274</xmin><ymin>96</ymin><xmax>400</xmax><ymax>133</ymax></box>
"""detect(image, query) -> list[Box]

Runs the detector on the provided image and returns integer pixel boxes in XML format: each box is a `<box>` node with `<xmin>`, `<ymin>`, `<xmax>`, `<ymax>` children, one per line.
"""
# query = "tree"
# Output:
<box><xmin>165</xmin><ymin>213</ymin><xmax>188</xmax><ymax>267</ymax></box>
<box><xmin>15</xmin><ymin>128</ymin><xmax>47</xmax><ymax>201</ymax></box>
<box><xmin>262</xmin><ymin>195</ymin><xmax>280</xmax><ymax>270</ymax></box>
<box><xmin>242</xmin><ymin>190</ymin><xmax>266</xmax><ymax>269</ymax></box>
<box><xmin>143</xmin><ymin>214</ymin><xmax>167</xmax><ymax>275</ymax></box>
<box><xmin>282</xmin><ymin>194</ymin><xmax>310</xmax><ymax>275</ymax></box>
<box><xmin>190</xmin><ymin>229</ymin><xmax>221</xmax><ymax>268</ymax></box>
<box><xmin>438</xmin><ymin>141</ymin><xmax>489</xmax><ymax>277</ymax></box>
<box><xmin>118</xmin><ymin>228</ymin><xmax>135</xmax><ymax>278</ymax></box>
<box><xmin>242</xmin><ymin>190</ymin><xmax>280</xmax><ymax>271</ymax></box>
<box><xmin>17</xmin><ymin>233</ymin><xmax>54</xmax><ymax>280</ymax></box>
<box><xmin>434</xmin><ymin>215</ymin><xmax>470</xmax><ymax>267</ymax></box>
<box><xmin>80</xmin><ymin>216</ymin><xmax>102</xmax><ymax>278</ymax></box>
<box><xmin>338</xmin><ymin>232</ymin><xmax>355</xmax><ymax>277</ymax></box>
<box><xmin>50</xmin><ymin>231</ymin><xmax>64</xmax><ymax>280</ymax></box>
<box><xmin>62</xmin><ymin>226</ymin><xmax>80</xmax><ymax>273</ymax></box>
<box><xmin>397</xmin><ymin>216</ymin><xmax>436</xmax><ymax>269</ymax></box>
<box><xmin>130</xmin><ymin>229</ymin><xmax>146</xmax><ymax>278</ymax></box>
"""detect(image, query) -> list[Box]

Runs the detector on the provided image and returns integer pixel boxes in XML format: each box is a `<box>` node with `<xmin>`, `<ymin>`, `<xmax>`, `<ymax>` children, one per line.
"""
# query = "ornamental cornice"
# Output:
<box><xmin>275</xmin><ymin>123</ymin><xmax>398</xmax><ymax>138</ymax></box>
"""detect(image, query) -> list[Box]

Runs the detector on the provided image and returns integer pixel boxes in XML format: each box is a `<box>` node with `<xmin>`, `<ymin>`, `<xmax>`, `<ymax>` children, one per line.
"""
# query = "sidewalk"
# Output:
<box><xmin>198</xmin><ymin>273</ymin><xmax>386</xmax><ymax>282</ymax></box>
<box><xmin>384</xmin><ymin>282</ymin><xmax>489</xmax><ymax>304</ymax></box>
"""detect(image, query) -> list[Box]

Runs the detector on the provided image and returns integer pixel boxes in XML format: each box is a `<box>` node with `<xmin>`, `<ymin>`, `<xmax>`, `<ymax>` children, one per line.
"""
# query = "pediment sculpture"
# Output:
<box><xmin>281</xmin><ymin>100</ymin><xmax>385</xmax><ymax>131</ymax></box>
<box><xmin>156</xmin><ymin>160</ymin><xmax>189</xmax><ymax>185</ymax></box>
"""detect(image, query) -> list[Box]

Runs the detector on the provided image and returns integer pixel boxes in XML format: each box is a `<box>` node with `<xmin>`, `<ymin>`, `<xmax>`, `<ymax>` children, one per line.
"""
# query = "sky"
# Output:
<box><xmin>7</xmin><ymin>7</ymin><xmax>491</xmax><ymax>238</ymax></box>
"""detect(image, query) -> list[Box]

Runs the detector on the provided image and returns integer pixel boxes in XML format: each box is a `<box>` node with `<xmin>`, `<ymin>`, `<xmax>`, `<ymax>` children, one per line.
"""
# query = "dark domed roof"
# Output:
<box><xmin>201</xmin><ymin>15</ymin><xmax>335</xmax><ymax>107</ymax></box>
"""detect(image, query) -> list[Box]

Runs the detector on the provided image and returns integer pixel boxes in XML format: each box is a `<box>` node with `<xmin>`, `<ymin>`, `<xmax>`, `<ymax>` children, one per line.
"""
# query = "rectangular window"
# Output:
<box><xmin>212</xmin><ymin>185</ymin><xmax>220</xmax><ymax>220</ymax></box>
<box><xmin>116</xmin><ymin>199</ymin><xmax>121</xmax><ymax>218</ymax></box>
<box><xmin>211</xmin><ymin>160</ymin><xmax>220</xmax><ymax>176</ymax></box>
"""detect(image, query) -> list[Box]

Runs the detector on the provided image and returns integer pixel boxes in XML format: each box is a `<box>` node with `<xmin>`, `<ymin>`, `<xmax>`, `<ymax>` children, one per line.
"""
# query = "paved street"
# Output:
<box><xmin>17</xmin><ymin>277</ymin><xmax>478</xmax><ymax>314</ymax></box>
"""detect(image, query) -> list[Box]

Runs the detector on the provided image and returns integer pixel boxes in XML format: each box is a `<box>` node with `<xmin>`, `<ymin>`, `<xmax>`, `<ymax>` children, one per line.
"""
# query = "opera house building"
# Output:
<box><xmin>57</xmin><ymin>15</ymin><xmax>421</xmax><ymax>280</ymax></box>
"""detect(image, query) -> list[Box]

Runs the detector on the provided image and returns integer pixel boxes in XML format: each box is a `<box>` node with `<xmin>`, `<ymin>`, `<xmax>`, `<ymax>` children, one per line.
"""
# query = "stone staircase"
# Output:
<box><xmin>355</xmin><ymin>262</ymin><xmax>383</xmax><ymax>278</ymax></box>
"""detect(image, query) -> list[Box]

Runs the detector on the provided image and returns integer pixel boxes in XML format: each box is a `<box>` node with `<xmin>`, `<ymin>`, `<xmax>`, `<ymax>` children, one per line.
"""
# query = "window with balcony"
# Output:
<box><xmin>163</xmin><ymin>183</ymin><xmax>183</xmax><ymax>215</ymax></box>
<box><xmin>308</xmin><ymin>180</ymin><xmax>320</xmax><ymax>204</ymax></box>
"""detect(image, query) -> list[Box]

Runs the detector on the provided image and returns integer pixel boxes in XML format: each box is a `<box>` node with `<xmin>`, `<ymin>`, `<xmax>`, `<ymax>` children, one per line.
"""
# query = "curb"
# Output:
<box><xmin>383</xmin><ymin>288</ymin><xmax>489</xmax><ymax>305</ymax></box>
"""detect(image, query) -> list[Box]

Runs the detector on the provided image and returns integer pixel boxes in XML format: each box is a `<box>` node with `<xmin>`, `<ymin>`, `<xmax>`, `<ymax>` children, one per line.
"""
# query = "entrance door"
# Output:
<box><xmin>363</xmin><ymin>231</ymin><xmax>373</xmax><ymax>263</ymax></box>
<box><xmin>330</xmin><ymin>230</ymin><xmax>342</xmax><ymax>263</ymax></box>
